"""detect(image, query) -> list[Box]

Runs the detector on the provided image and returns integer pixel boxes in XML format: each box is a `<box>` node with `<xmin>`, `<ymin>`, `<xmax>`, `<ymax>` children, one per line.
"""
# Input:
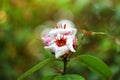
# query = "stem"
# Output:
<box><xmin>76</xmin><ymin>33</ymin><xmax>85</xmax><ymax>52</ymax></box>
<box><xmin>62</xmin><ymin>57</ymin><xmax>68</xmax><ymax>75</ymax></box>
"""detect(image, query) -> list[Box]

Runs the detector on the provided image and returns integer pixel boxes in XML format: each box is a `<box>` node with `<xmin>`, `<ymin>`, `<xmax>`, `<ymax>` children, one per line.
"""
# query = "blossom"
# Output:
<box><xmin>41</xmin><ymin>20</ymin><xmax>77</xmax><ymax>58</ymax></box>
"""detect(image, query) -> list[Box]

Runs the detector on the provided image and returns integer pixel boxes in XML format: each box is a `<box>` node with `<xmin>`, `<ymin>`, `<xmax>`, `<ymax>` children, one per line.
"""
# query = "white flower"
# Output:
<box><xmin>41</xmin><ymin>20</ymin><xmax>77</xmax><ymax>58</ymax></box>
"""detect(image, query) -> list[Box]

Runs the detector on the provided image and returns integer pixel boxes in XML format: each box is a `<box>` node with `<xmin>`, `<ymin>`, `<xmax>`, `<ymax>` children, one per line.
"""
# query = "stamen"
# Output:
<box><xmin>64</xmin><ymin>24</ymin><xmax>66</xmax><ymax>29</ymax></box>
<box><xmin>55</xmin><ymin>24</ymin><xmax>58</xmax><ymax>28</ymax></box>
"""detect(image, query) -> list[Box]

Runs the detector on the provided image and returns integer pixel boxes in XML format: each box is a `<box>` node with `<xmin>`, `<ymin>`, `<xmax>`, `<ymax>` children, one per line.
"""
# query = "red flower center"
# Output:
<box><xmin>55</xmin><ymin>36</ymin><xmax>67</xmax><ymax>47</ymax></box>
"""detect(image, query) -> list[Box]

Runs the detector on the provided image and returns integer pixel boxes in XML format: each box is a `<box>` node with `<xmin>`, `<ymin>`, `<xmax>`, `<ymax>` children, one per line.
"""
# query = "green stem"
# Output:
<box><xmin>62</xmin><ymin>57</ymin><xmax>68</xmax><ymax>75</ymax></box>
<box><xmin>18</xmin><ymin>58</ymin><xmax>53</xmax><ymax>80</ymax></box>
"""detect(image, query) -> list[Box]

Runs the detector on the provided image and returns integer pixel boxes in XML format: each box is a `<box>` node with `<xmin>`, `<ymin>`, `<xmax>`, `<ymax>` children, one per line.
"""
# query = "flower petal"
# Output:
<box><xmin>44</xmin><ymin>43</ymin><xmax>56</xmax><ymax>52</ymax></box>
<box><xmin>67</xmin><ymin>37</ymin><xmax>76</xmax><ymax>52</ymax></box>
<box><xmin>72</xmin><ymin>28</ymin><xmax>77</xmax><ymax>36</ymax></box>
<box><xmin>49</xmin><ymin>29</ymin><xmax>58</xmax><ymax>36</ymax></box>
<box><xmin>55</xmin><ymin>46</ymin><xmax>69</xmax><ymax>58</ymax></box>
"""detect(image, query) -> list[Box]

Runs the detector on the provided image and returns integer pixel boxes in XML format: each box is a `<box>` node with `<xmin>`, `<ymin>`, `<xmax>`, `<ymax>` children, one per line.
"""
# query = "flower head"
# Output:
<box><xmin>41</xmin><ymin>20</ymin><xmax>77</xmax><ymax>58</ymax></box>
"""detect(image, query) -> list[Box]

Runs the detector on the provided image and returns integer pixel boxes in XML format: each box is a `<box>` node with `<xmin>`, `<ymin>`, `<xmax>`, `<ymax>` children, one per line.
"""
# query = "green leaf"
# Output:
<box><xmin>42</xmin><ymin>75</ymin><xmax>57</xmax><ymax>80</ymax></box>
<box><xmin>18</xmin><ymin>58</ymin><xmax>54</xmax><ymax>80</ymax></box>
<box><xmin>76</xmin><ymin>55</ymin><xmax>112</xmax><ymax>80</ymax></box>
<box><xmin>53</xmin><ymin>74</ymin><xmax>85</xmax><ymax>80</ymax></box>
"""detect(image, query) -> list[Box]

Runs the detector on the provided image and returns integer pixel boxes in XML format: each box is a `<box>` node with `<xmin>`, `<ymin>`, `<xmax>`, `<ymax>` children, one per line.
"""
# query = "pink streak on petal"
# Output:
<box><xmin>64</xmin><ymin>31</ymin><xmax>71</xmax><ymax>35</ymax></box>
<box><xmin>42</xmin><ymin>35</ymin><xmax>53</xmax><ymax>46</ymax></box>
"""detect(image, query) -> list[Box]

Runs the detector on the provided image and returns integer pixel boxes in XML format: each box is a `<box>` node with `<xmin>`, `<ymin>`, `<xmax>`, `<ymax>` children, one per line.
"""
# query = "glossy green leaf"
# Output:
<box><xmin>18</xmin><ymin>58</ymin><xmax>54</xmax><ymax>80</ymax></box>
<box><xmin>53</xmin><ymin>74</ymin><xmax>85</xmax><ymax>80</ymax></box>
<box><xmin>76</xmin><ymin>55</ymin><xmax>112</xmax><ymax>80</ymax></box>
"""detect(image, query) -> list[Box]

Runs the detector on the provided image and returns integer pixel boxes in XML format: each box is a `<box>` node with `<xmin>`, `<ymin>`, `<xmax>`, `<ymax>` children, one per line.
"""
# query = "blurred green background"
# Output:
<box><xmin>0</xmin><ymin>0</ymin><xmax>120</xmax><ymax>80</ymax></box>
